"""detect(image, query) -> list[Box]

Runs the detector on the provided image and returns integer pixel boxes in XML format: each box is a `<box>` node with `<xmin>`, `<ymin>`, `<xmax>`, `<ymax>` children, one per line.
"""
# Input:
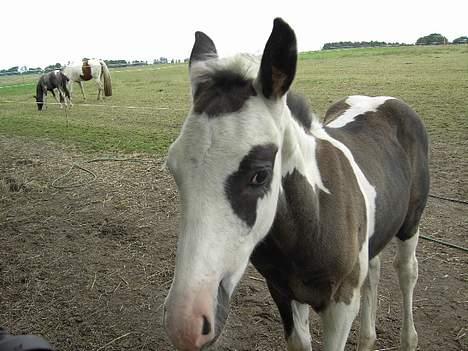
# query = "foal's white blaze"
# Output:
<box><xmin>327</xmin><ymin>95</ymin><xmax>394</xmax><ymax>129</ymax></box>
<box><xmin>164</xmin><ymin>94</ymin><xmax>285</xmax><ymax>349</ymax></box>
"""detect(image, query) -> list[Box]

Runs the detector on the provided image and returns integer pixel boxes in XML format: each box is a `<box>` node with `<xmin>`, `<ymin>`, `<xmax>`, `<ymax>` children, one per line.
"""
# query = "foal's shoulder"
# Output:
<box><xmin>323</xmin><ymin>97</ymin><xmax>351</xmax><ymax>124</ymax></box>
<box><xmin>324</xmin><ymin>96</ymin><xmax>397</xmax><ymax>126</ymax></box>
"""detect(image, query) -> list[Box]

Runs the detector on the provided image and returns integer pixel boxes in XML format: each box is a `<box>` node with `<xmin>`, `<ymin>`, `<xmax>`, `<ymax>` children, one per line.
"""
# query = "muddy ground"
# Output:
<box><xmin>0</xmin><ymin>135</ymin><xmax>466</xmax><ymax>350</ymax></box>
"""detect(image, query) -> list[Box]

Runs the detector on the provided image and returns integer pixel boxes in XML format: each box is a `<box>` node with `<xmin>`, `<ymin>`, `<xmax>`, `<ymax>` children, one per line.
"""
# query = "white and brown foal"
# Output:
<box><xmin>163</xmin><ymin>18</ymin><xmax>429</xmax><ymax>351</ymax></box>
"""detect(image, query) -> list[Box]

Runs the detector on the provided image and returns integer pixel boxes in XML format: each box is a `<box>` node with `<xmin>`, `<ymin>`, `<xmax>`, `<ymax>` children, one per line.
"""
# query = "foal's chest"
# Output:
<box><xmin>252</xmin><ymin>147</ymin><xmax>367</xmax><ymax>311</ymax></box>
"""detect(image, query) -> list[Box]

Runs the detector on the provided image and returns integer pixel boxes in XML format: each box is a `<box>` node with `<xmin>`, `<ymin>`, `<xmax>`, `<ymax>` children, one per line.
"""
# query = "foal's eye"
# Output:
<box><xmin>250</xmin><ymin>170</ymin><xmax>269</xmax><ymax>186</ymax></box>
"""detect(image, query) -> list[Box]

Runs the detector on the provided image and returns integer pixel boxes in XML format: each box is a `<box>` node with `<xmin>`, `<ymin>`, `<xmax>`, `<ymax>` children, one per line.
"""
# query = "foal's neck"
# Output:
<box><xmin>281</xmin><ymin>107</ymin><xmax>327</xmax><ymax>193</ymax></box>
<box><xmin>36</xmin><ymin>82</ymin><xmax>45</xmax><ymax>97</ymax></box>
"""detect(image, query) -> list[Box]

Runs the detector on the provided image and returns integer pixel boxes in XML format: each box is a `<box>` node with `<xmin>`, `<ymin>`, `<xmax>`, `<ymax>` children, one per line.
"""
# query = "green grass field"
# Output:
<box><xmin>1</xmin><ymin>45</ymin><xmax>467</xmax><ymax>155</ymax></box>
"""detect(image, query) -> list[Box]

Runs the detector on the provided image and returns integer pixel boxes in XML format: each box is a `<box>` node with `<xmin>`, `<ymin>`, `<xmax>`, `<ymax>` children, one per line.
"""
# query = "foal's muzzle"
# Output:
<box><xmin>164</xmin><ymin>279</ymin><xmax>231</xmax><ymax>350</ymax></box>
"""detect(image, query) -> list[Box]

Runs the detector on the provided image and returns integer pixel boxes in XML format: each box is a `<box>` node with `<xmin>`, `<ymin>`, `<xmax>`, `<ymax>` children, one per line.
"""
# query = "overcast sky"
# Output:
<box><xmin>1</xmin><ymin>0</ymin><xmax>467</xmax><ymax>69</ymax></box>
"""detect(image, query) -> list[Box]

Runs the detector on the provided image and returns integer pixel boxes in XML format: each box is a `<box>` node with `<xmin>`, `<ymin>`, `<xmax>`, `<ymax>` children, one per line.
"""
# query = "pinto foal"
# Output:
<box><xmin>163</xmin><ymin>18</ymin><xmax>429</xmax><ymax>351</ymax></box>
<box><xmin>34</xmin><ymin>70</ymin><xmax>71</xmax><ymax>111</ymax></box>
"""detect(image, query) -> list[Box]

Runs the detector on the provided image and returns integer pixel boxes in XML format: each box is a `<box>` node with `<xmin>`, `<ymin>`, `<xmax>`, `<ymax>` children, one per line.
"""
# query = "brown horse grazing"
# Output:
<box><xmin>34</xmin><ymin>70</ymin><xmax>71</xmax><ymax>111</ymax></box>
<box><xmin>163</xmin><ymin>18</ymin><xmax>429</xmax><ymax>351</ymax></box>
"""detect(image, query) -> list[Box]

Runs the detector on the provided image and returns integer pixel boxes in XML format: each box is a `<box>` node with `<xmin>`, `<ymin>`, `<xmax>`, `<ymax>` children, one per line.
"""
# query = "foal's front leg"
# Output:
<box><xmin>267</xmin><ymin>282</ymin><xmax>312</xmax><ymax>351</ymax></box>
<box><xmin>320</xmin><ymin>255</ymin><xmax>367</xmax><ymax>351</ymax></box>
<box><xmin>289</xmin><ymin>301</ymin><xmax>313</xmax><ymax>351</ymax></box>
<box><xmin>320</xmin><ymin>289</ymin><xmax>361</xmax><ymax>351</ymax></box>
<box><xmin>51</xmin><ymin>89</ymin><xmax>63</xmax><ymax>108</ymax></box>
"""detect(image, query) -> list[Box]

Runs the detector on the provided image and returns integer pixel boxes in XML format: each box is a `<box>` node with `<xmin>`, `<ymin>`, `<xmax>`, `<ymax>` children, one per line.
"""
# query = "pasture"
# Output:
<box><xmin>0</xmin><ymin>45</ymin><xmax>467</xmax><ymax>350</ymax></box>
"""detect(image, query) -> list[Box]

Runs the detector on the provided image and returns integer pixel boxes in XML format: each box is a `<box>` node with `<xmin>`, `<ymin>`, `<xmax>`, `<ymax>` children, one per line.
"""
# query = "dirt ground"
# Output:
<box><xmin>0</xmin><ymin>135</ymin><xmax>466</xmax><ymax>351</ymax></box>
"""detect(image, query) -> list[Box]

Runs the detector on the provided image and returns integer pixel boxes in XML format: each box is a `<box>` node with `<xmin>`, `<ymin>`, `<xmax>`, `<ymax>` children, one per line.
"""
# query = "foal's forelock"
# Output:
<box><xmin>190</xmin><ymin>54</ymin><xmax>259</xmax><ymax>88</ymax></box>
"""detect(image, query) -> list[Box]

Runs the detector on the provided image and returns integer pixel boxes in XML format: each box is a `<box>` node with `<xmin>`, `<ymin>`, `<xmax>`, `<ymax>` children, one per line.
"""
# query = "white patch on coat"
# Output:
<box><xmin>327</xmin><ymin>95</ymin><xmax>394</xmax><ymax>129</ymax></box>
<box><xmin>311</xmin><ymin>127</ymin><xmax>376</xmax><ymax>240</ymax></box>
<box><xmin>63</xmin><ymin>59</ymin><xmax>98</xmax><ymax>81</ymax></box>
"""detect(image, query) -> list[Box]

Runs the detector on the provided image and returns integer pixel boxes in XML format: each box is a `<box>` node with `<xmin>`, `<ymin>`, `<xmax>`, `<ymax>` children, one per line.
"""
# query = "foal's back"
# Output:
<box><xmin>323</xmin><ymin>96</ymin><xmax>430</xmax><ymax>258</ymax></box>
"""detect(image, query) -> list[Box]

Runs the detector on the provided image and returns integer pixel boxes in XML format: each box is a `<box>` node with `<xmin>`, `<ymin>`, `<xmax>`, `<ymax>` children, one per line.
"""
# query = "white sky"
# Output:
<box><xmin>1</xmin><ymin>0</ymin><xmax>467</xmax><ymax>69</ymax></box>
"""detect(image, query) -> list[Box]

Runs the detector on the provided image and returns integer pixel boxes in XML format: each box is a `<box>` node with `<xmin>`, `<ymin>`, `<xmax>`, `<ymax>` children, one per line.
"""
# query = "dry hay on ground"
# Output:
<box><xmin>0</xmin><ymin>135</ymin><xmax>466</xmax><ymax>350</ymax></box>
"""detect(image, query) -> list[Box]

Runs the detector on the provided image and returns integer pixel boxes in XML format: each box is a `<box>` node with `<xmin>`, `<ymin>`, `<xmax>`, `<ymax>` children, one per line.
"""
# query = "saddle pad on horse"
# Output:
<box><xmin>80</xmin><ymin>59</ymin><xmax>93</xmax><ymax>81</ymax></box>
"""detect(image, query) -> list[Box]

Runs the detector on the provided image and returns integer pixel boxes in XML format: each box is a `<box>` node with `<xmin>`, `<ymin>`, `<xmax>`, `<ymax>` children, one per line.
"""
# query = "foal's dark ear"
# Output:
<box><xmin>258</xmin><ymin>18</ymin><xmax>297</xmax><ymax>99</ymax></box>
<box><xmin>189</xmin><ymin>31</ymin><xmax>218</xmax><ymax>67</ymax></box>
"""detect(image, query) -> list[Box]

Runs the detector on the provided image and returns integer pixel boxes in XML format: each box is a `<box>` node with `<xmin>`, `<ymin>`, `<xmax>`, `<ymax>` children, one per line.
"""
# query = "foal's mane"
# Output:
<box><xmin>287</xmin><ymin>91</ymin><xmax>321</xmax><ymax>132</ymax></box>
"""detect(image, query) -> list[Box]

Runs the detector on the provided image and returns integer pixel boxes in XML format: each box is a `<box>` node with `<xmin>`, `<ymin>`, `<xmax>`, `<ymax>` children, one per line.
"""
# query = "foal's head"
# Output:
<box><xmin>34</xmin><ymin>81</ymin><xmax>45</xmax><ymax>111</ymax></box>
<box><xmin>164</xmin><ymin>18</ymin><xmax>297</xmax><ymax>350</ymax></box>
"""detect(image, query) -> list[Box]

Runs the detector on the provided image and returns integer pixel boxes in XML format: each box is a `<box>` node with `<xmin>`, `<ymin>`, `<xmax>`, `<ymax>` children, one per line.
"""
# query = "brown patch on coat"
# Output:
<box><xmin>251</xmin><ymin>139</ymin><xmax>367</xmax><ymax>311</ymax></box>
<box><xmin>333</xmin><ymin>259</ymin><xmax>360</xmax><ymax>304</ymax></box>
<box><xmin>193</xmin><ymin>70</ymin><xmax>256</xmax><ymax>117</ymax></box>
<box><xmin>324</xmin><ymin>98</ymin><xmax>429</xmax><ymax>258</ymax></box>
<box><xmin>315</xmin><ymin>139</ymin><xmax>366</xmax><ymax>304</ymax></box>
<box><xmin>80</xmin><ymin>59</ymin><xmax>93</xmax><ymax>81</ymax></box>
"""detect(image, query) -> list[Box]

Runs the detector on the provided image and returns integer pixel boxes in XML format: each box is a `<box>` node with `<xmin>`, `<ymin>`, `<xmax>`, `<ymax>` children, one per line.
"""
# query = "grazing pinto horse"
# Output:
<box><xmin>34</xmin><ymin>70</ymin><xmax>71</xmax><ymax>111</ymax></box>
<box><xmin>163</xmin><ymin>18</ymin><xmax>429</xmax><ymax>351</ymax></box>
<box><xmin>62</xmin><ymin>59</ymin><xmax>112</xmax><ymax>102</ymax></box>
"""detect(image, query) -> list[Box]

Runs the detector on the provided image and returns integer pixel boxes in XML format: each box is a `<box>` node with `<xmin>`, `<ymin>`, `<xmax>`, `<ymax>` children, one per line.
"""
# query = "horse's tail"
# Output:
<box><xmin>100</xmin><ymin>60</ymin><xmax>112</xmax><ymax>97</ymax></box>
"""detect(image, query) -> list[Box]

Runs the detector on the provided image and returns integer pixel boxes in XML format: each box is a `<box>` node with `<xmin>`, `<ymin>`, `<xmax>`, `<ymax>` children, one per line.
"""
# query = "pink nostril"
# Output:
<box><xmin>201</xmin><ymin>315</ymin><xmax>211</xmax><ymax>335</ymax></box>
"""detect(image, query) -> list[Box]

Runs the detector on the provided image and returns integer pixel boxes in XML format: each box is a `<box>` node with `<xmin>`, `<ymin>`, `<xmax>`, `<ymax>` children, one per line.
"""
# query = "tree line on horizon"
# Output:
<box><xmin>2</xmin><ymin>34</ymin><xmax>467</xmax><ymax>75</ymax></box>
<box><xmin>0</xmin><ymin>57</ymin><xmax>186</xmax><ymax>76</ymax></box>
<box><xmin>322</xmin><ymin>34</ymin><xmax>468</xmax><ymax>50</ymax></box>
